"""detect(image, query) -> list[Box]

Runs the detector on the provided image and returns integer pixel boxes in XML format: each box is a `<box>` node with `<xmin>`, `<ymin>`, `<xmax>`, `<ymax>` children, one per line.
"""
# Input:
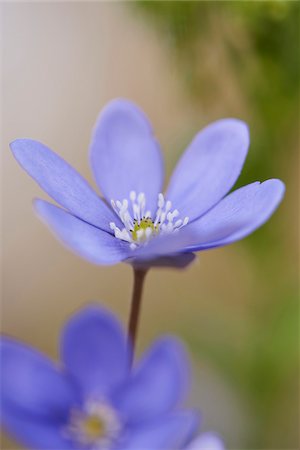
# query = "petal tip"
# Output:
<box><xmin>149</xmin><ymin>335</ymin><xmax>191</xmax><ymax>390</ymax></box>
<box><xmin>33</xmin><ymin>198</ymin><xmax>52</xmax><ymax>217</ymax></box>
<box><xmin>215</xmin><ymin>117</ymin><xmax>250</xmax><ymax>145</ymax></box>
<box><xmin>63</xmin><ymin>304</ymin><xmax>125</xmax><ymax>340</ymax></box>
<box><xmin>95</xmin><ymin>98</ymin><xmax>153</xmax><ymax>135</ymax></box>
<box><xmin>10</xmin><ymin>138</ymin><xmax>38</xmax><ymax>153</ymax></box>
<box><xmin>9</xmin><ymin>138</ymin><xmax>26</xmax><ymax>157</ymax></box>
<box><xmin>262</xmin><ymin>178</ymin><xmax>286</xmax><ymax>203</ymax></box>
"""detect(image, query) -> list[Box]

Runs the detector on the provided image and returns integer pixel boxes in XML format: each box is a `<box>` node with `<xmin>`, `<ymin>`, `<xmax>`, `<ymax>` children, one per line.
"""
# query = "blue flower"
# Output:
<box><xmin>1</xmin><ymin>305</ymin><xmax>200</xmax><ymax>449</ymax></box>
<box><xmin>10</xmin><ymin>99</ymin><xmax>285</xmax><ymax>268</ymax></box>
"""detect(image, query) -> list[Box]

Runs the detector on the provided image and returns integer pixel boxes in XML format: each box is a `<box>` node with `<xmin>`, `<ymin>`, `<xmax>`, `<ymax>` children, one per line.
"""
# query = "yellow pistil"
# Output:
<box><xmin>80</xmin><ymin>415</ymin><xmax>105</xmax><ymax>442</ymax></box>
<box><xmin>131</xmin><ymin>218</ymin><xmax>158</xmax><ymax>242</ymax></box>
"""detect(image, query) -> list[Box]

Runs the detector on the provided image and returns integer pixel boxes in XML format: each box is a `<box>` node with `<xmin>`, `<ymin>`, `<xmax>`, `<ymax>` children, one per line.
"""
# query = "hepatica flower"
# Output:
<box><xmin>1</xmin><ymin>305</ymin><xmax>208</xmax><ymax>450</ymax></box>
<box><xmin>10</xmin><ymin>99</ymin><xmax>285</xmax><ymax>268</ymax></box>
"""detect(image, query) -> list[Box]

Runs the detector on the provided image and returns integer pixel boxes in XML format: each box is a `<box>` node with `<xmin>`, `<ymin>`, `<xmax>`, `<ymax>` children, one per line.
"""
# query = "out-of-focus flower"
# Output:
<box><xmin>11</xmin><ymin>99</ymin><xmax>285</xmax><ymax>268</ymax></box>
<box><xmin>1</xmin><ymin>305</ymin><xmax>199</xmax><ymax>449</ymax></box>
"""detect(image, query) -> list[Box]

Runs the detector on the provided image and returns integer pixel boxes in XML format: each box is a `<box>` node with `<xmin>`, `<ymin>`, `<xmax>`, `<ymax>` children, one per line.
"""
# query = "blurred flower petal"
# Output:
<box><xmin>187</xmin><ymin>432</ymin><xmax>225</xmax><ymax>450</ymax></box>
<box><xmin>2</xmin><ymin>406</ymin><xmax>75</xmax><ymax>450</ymax></box>
<box><xmin>122</xmin><ymin>411</ymin><xmax>199</xmax><ymax>450</ymax></box>
<box><xmin>112</xmin><ymin>338</ymin><xmax>190</xmax><ymax>423</ymax></box>
<box><xmin>61</xmin><ymin>306</ymin><xmax>129</xmax><ymax>397</ymax></box>
<box><xmin>0</xmin><ymin>338</ymin><xmax>76</xmax><ymax>420</ymax></box>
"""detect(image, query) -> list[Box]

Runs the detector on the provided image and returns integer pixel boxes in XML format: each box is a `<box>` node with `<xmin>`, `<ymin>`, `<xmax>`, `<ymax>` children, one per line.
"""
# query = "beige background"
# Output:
<box><xmin>1</xmin><ymin>3</ymin><xmax>297</xmax><ymax>449</ymax></box>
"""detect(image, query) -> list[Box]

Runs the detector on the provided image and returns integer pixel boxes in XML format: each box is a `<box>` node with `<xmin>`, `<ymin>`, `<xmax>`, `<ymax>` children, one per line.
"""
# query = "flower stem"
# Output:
<box><xmin>128</xmin><ymin>267</ymin><xmax>147</xmax><ymax>364</ymax></box>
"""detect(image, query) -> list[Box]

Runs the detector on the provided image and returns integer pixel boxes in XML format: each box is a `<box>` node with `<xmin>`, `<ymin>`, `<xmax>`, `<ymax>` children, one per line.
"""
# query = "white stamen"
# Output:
<box><xmin>109</xmin><ymin>192</ymin><xmax>189</xmax><ymax>250</ymax></box>
<box><xmin>145</xmin><ymin>227</ymin><xmax>152</xmax><ymax>238</ymax></box>
<box><xmin>130</xmin><ymin>190</ymin><xmax>136</xmax><ymax>202</ymax></box>
<box><xmin>183</xmin><ymin>217</ymin><xmax>189</xmax><ymax>226</ymax></box>
<box><xmin>165</xmin><ymin>200</ymin><xmax>172</xmax><ymax>212</ymax></box>
<box><xmin>158</xmin><ymin>193</ymin><xmax>165</xmax><ymax>209</ymax></box>
<box><xmin>137</xmin><ymin>192</ymin><xmax>145</xmax><ymax>203</ymax></box>
<box><xmin>64</xmin><ymin>399</ymin><xmax>121</xmax><ymax>448</ymax></box>
<box><xmin>174</xmin><ymin>219</ymin><xmax>183</xmax><ymax>228</ymax></box>
<box><xmin>136</xmin><ymin>229</ymin><xmax>144</xmax><ymax>240</ymax></box>
<box><xmin>160</xmin><ymin>212</ymin><xmax>166</xmax><ymax>224</ymax></box>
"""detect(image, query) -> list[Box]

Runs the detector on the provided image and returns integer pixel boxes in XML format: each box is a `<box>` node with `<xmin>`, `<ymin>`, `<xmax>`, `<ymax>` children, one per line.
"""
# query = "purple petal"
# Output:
<box><xmin>183</xmin><ymin>179</ymin><xmax>285</xmax><ymax>251</ymax></box>
<box><xmin>111</xmin><ymin>338</ymin><xmax>190</xmax><ymax>424</ymax></box>
<box><xmin>34</xmin><ymin>199</ymin><xmax>129</xmax><ymax>265</ymax></box>
<box><xmin>187</xmin><ymin>432</ymin><xmax>226</xmax><ymax>450</ymax></box>
<box><xmin>90</xmin><ymin>99</ymin><xmax>164</xmax><ymax>214</ymax></box>
<box><xmin>61</xmin><ymin>306</ymin><xmax>129</xmax><ymax>398</ymax></box>
<box><xmin>129</xmin><ymin>179</ymin><xmax>284</xmax><ymax>261</ymax></box>
<box><xmin>120</xmin><ymin>411</ymin><xmax>199</xmax><ymax>450</ymax></box>
<box><xmin>2</xmin><ymin>406</ymin><xmax>75</xmax><ymax>450</ymax></box>
<box><xmin>10</xmin><ymin>139</ymin><xmax>118</xmax><ymax>232</ymax></box>
<box><xmin>131</xmin><ymin>253</ymin><xmax>196</xmax><ymax>270</ymax></box>
<box><xmin>0</xmin><ymin>338</ymin><xmax>76</xmax><ymax>421</ymax></box>
<box><xmin>129</xmin><ymin>228</ymin><xmax>197</xmax><ymax>262</ymax></box>
<box><xmin>166</xmin><ymin>119</ymin><xmax>249</xmax><ymax>221</ymax></box>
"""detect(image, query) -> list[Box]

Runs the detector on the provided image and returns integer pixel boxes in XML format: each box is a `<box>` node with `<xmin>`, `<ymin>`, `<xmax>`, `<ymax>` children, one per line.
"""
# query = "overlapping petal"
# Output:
<box><xmin>111</xmin><ymin>337</ymin><xmax>189</xmax><ymax>424</ymax></box>
<box><xmin>10</xmin><ymin>139</ymin><xmax>118</xmax><ymax>232</ymax></box>
<box><xmin>133</xmin><ymin>179</ymin><xmax>284</xmax><ymax>261</ymax></box>
<box><xmin>0</xmin><ymin>338</ymin><xmax>76</xmax><ymax>420</ymax></box>
<box><xmin>61</xmin><ymin>306</ymin><xmax>129</xmax><ymax>398</ymax></box>
<box><xmin>1</xmin><ymin>407</ymin><xmax>75</xmax><ymax>450</ymax></box>
<box><xmin>121</xmin><ymin>411</ymin><xmax>199</xmax><ymax>450</ymax></box>
<box><xmin>34</xmin><ymin>199</ymin><xmax>129</xmax><ymax>265</ymax></box>
<box><xmin>166</xmin><ymin>119</ymin><xmax>249</xmax><ymax>221</ymax></box>
<box><xmin>90</xmin><ymin>99</ymin><xmax>164</xmax><ymax>214</ymax></box>
<box><xmin>183</xmin><ymin>179</ymin><xmax>285</xmax><ymax>251</ymax></box>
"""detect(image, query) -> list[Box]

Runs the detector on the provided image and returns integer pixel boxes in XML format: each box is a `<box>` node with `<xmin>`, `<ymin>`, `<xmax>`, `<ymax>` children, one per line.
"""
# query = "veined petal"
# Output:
<box><xmin>166</xmin><ymin>119</ymin><xmax>249</xmax><ymax>221</ymax></box>
<box><xmin>120</xmin><ymin>411</ymin><xmax>199</xmax><ymax>450</ymax></box>
<box><xmin>183</xmin><ymin>179</ymin><xmax>285</xmax><ymax>251</ymax></box>
<box><xmin>1</xmin><ymin>406</ymin><xmax>75</xmax><ymax>450</ymax></box>
<box><xmin>0</xmin><ymin>338</ymin><xmax>76</xmax><ymax>421</ymax></box>
<box><xmin>10</xmin><ymin>139</ymin><xmax>118</xmax><ymax>232</ymax></box>
<box><xmin>111</xmin><ymin>338</ymin><xmax>190</xmax><ymax>424</ymax></box>
<box><xmin>131</xmin><ymin>179</ymin><xmax>284</xmax><ymax>261</ymax></box>
<box><xmin>89</xmin><ymin>99</ymin><xmax>164</xmax><ymax>214</ymax></box>
<box><xmin>61</xmin><ymin>306</ymin><xmax>129</xmax><ymax>398</ymax></box>
<box><xmin>186</xmin><ymin>432</ymin><xmax>225</xmax><ymax>450</ymax></box>
<box><xmin>34</xmin><ymin>199</ymin><xmax>129</xmax><ymax>265</ymax></box>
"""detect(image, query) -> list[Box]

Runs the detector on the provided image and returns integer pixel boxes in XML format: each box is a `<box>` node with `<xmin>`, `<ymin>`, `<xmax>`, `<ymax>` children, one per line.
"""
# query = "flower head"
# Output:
<box><xmin>1</xmin><ymin>305</ymin><xmax>199</xmax><ymax>449</ymax></box>
<box><xmin>10</xmin><ymin>99</ymin><xmax>285</xmax><ymax>268</ymax></box>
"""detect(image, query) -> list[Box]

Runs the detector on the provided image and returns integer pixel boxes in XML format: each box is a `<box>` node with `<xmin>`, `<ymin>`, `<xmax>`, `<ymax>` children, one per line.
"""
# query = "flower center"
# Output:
<box><xmin>82</xmin><ymin>415</ymin><xmax>104</xmax><ymax>441</ymax></box>
<box><xmin>131</xmin><ymin>217</ymin><xmax>159</xmax><ymax>242</ymax></box>
<box><xmin>65</xmin><ymin>399</ymin><xmax>121</xmax><ymax>449</ymax></box>
<box><xmin>110</xmin><ymin>191</ymin><xmax>189</xmax><ymax>250</ymax></box>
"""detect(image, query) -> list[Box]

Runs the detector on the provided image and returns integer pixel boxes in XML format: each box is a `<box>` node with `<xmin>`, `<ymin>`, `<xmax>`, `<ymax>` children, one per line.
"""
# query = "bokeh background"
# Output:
<box><xmin>1</xmin><ymin>2</ymin><xmax>299</xmax><ymax>449</ymax></box>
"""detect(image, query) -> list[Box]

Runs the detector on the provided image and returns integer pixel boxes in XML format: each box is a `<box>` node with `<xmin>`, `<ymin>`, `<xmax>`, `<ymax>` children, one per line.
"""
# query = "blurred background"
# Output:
<box><xmin>1</xmin><ymin>2</ymin><xmax>299</xmax><ymax>449</ymax></box>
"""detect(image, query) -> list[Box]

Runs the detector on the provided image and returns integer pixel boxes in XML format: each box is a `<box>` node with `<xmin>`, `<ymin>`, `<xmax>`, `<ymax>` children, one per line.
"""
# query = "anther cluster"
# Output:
<box><xmin>110</xmin><ymin>191</ymin><xmax>189</xmax><ymax>249</ymax></box>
